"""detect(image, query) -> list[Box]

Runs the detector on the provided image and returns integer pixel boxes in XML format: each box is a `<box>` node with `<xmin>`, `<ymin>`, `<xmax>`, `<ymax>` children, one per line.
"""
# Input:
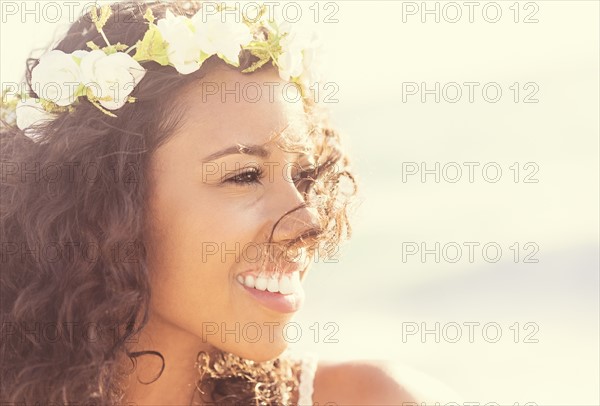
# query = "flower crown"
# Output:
<box><xmin>5</xmin><ymin>3</ymin><xmax>323</xmax><ymax>132</ymax></box>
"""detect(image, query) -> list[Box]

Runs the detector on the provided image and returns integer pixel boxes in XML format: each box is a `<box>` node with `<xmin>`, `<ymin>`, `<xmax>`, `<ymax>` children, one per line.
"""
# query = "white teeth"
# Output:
<box><xmin>278</xmin><ymin>275</ymin><xmax>293</xmax><ymax>295</ymax></box>
<box><xmin>244</xmin><ymin>274</ymin><xmax>255</xmax><ymax>289</ymax></box>
<box><xmin>290</xmin><ymin>271</ymin><xmax>302</xmax><ymax>292</ymax></box>
<box><xmin>267</xmin><ymin>275</ymin><xmax>279</xmax><ymax>293</ymax></box>
<box><xmin>254</xmin><ymin>274</ymin><xmax>268</xmax><ymax>291</ymax></box>
<box><xmin>238</xmin><ymin>271</ymin><xmax>302</xmax><ymax>294</ymax></box>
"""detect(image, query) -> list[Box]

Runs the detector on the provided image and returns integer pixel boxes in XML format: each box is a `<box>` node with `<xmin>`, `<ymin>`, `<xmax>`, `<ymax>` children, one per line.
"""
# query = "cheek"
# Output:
<box><xmin>144</xmin><ymin>189</ymin><xmax>268</xmax><ymax>330</ymax></box>
<box><xmin>143</xmin><ymin>182</ymin><xmax>223</xmax><ymax>321</ymax></box>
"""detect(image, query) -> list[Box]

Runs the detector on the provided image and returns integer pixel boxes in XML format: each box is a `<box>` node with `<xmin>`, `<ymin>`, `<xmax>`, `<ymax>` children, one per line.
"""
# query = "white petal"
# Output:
<box><xmin>107</xmin><ymin>52</ymin><xmax>147</xmax><ymax>91</ymax></box>
<box><xmin>32</xmin><ymin>50</ymin><xmax>82</xmax><ymax>106</ymax></box>
<box><xmin>165</xmin><ymin>9</ymin><xmax>177</xmax><ymax>21</ymax></box>
<box><xmin>15</xmin><ymin>98</ymin><xmax>54</xmax><ymax>131</ymax></box>
<box><xmin>173</xmin><ymin>59</ymin><xmax>201</xmax><ymax>75</ymax></box>
<box><xmin>278</xmin><ymin>67</ymin><xmax>291</xmax><ymax>82</ymax></box>
<box><xmin>218</xmin><ymin>45</ymin><xmax>242</xmax><ymax>65</ymax></box>
<box><xmin>194</xmin><ymin>14</ymin><xmax>253</xmax><ymax>66</ymax></box>
<box><xmin>80</xmin><ymin>50</ymin><xmax>107</xmax><ymax>89</ymax></box>
<box><xmin>71</xmin><ymin>50</ymin><xmax>90</xmax><ymax>62</ymax></box>
<box><xmin>277</xmin><ymin>51</ymin><xmax>303</xmax><ymax>80</ymax></box>
<box><xmin>157</xmin><ymin>12</ymin><xmax>202</xmax><ymax>73</ymax></box>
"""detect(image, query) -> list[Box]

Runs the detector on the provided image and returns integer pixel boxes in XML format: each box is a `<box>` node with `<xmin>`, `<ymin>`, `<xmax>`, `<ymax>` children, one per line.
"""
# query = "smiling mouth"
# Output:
<box><xmin>236</xmin><ymin>268</ymin><xmax>302</xmax><ymax>295</ymax></box>
<box><xmin>236</xmin><ymin>268</ymin><xmax>305</xmax><ymax>314</ymax></box>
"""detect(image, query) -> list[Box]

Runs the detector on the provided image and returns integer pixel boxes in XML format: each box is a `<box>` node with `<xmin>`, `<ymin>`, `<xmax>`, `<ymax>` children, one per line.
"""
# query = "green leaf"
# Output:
<box><xmin>73</xmin><ymin>83</ymin><xmax>87</xmax><ymax>98</ymax></box>
<box><xmin>90</xmin><ymin>100</ymin><xmax>117</xmax><ymax>118</ymax></box>
<box><xmin>113</xmin><ymin>42</ymin><xmax>129</xmax><ymax>51</ymax></box>
<box><xmin>143</xmin><ymin>8</ymin><xmax>155</xmax><ymax>24</ymax></box>
<box><xmin>87</xmin><ymin>41</ymin><xmax>100</xmax><ymax>51</ymax></box>
<box><xmin>102</xmin><ymin>42</ymin><xmax>129</xmax><ymax>55</ymax></box>
<box><xmin>91</xmin><ymin>5</ymin><xmax>113</xmax><ymax>32</ymax></box>
<box><xmin>85</xmin><ymin>88</ymin><xmax>115</xmax><ymax>104</ymax></box>
<box><xmin>90</xmin><ymin>5</ymin><xmax>98</xmax><ymax>24</ymax></box>
<box><xmin>85</xmin><ymin>88</ymin><xmax>117</xmax><ymax>117</ymax></box>
<box><xmin>133</xmin><ymin>25</ymin><xmax>169</xmax><ymax>65</ymax></box>
<box><xmin>40</xmin><ymin>99</ymin><xmax>70</xmax><ymax>114</ymax></box>
<box><xmin>241</xmin><ymin>57</ymin><xmax>271</xmax><ymax>73</ymax></box>
<box><xmin>240</xmin><ymin>37</ymin><xmax>280</xmax><ymax>73</ymax></box>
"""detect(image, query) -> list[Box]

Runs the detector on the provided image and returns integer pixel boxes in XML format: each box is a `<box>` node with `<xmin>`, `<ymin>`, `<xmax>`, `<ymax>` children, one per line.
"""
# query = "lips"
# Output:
<box><xmin>240</xmin><ymin>282</ymin><xmax>304</xmax><ymax>313</ymax></box>
<box><xmin>236</xmin><ymin>266</ymin><xmax>306</xmax><ymax>313</ymax></box>
<box><xmin>235</xmin><ymin>251</ymin><xmax>309</xmax><ymax>312</ymax></box>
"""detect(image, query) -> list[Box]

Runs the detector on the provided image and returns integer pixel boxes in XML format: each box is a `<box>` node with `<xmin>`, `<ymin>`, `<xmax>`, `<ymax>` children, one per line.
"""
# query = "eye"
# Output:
<box><xmin>224</xmin><ymin>167</ymin><xmax>264</xmax><ymax>186</ymax></box>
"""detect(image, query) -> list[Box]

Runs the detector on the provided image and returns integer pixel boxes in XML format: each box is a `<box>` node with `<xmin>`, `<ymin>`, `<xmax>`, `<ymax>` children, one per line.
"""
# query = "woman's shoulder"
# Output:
<box><xmin>312</xmin><ymin>359</ymin><xmax>463</xmax><ymax>405</ymax></box>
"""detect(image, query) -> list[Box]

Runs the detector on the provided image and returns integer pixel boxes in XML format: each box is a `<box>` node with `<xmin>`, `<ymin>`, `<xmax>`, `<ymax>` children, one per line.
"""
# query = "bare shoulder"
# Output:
<box><xmin>311</xmin><ymin>359</ymin><xmax>418</xmax><ymax>405</ymax></box>
<box><xmin>312</xmin><ymin>359</ymin><xmax>462</xmax><ymax>405</ymax></box>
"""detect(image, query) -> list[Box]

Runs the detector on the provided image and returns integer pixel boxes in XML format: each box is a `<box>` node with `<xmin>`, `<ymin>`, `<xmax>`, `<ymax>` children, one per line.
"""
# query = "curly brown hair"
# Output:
<box><xmin>0</xmin><ymin>1</ymin><xmax>358</xmax><ymax>404</ymax></box>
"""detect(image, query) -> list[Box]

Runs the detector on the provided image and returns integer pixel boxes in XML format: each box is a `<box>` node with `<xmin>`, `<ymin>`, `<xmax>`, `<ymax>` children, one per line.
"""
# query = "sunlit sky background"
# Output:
<box><xmin>1</xmin><ymin>1</ymin><xmax>598</xmax><ymax>405</ymax></box>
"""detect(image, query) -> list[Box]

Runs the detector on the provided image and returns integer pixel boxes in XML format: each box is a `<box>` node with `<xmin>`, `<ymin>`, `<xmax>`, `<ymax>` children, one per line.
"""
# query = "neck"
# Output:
<box><xmin>118</xmin><ymin>312</ymin><xmax>218</xmax><ymax>406</ymax></box>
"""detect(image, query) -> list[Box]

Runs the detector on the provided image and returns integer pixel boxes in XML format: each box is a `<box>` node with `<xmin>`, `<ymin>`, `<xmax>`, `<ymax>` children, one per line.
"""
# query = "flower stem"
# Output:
<box><xmin>125</xmin><ymin>44</ymin><xmax>138</xmax><ymax>55</ymax></box>
<box><xmin>99</xmin><ymin>29</ymin><xmax>111</xmax><ymax>47</ymax></box>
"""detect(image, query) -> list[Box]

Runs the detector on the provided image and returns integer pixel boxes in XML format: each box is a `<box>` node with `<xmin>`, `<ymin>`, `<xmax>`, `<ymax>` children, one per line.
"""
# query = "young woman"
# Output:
<box><xmin>1</xmin><ymin>1</ymin><xmax>422</xmax><ymax>404</ymax></box>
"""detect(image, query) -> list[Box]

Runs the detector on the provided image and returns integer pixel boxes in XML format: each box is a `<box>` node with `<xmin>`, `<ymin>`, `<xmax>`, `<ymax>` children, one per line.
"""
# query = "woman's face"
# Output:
<box><xmin>144</xmin><ymin>65</ymin><xmax>320</xmax><ymax>362</ymax></box>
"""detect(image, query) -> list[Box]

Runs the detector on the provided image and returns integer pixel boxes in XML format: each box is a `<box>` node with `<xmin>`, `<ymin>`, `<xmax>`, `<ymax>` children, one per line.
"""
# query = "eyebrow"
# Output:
<box><xmin>202</xmin><ymin>143</ymin><xmax>272</xmax><ymax>162</ymax></box>
<box><xmin>202</xmin><ymin>124</ymin><xmax>297</xmax><ymax>162</ymax></box>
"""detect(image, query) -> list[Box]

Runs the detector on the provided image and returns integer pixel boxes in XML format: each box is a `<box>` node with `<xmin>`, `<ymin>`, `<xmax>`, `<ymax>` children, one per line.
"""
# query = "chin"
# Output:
<box><xmin>215</xmin><ymin>336</ymin><xmax>290</xmax><ymax>363</ymax></box>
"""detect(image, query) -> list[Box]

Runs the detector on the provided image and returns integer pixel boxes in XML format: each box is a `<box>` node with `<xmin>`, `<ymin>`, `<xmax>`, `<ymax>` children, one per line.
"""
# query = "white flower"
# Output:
<box><xmin>80</xmin><ymin>50</ymin><xmax>146</xmax><ymax>110</ymax></box>
<box><xmin>276</xmin><ymin>28</ymin><xmax>320</xmax><ymax>83</ymax></box>
<box><xmin>277</xmin><ymin>50</ymin><xmax>304</xmax><ymax>81</ymax></box>
<box><xmin>275</xmin><ymin>17</ymin><xmax>293</xmax><ymax>36</ymax></box>
<box><xmin>297</xmin><ymin>32</ymin><xmax>324</xmax><ymax>88</ymax></box>
<box><xmin>256</xmin><ymin>9</ymin><xmax>291</xmax><ymax>35</ymax></box>
<box><xmin>15</xmin><ymin>98</ymin><xmax>55</xmax><ymax>131</ymax></box>
<box><xmin>71</xmin><ymin>50</ymin><xmax>90</xmax><ymax>62</ymax></box>
<box><xmin>31</xmin><ymin>50</ymin><xmax>83</xmax><ymax>107</ymax></box>
<box><xmin>192</xmin><ymin>11</ymin><xmax>253</xmax><ymax>66</ymax></box>
<box><xmin>277</xmin><ymin>26</ymin><xmax>308</xmax><ymax>81</ymax></box>
<box><xmin>157</xmin><ymin>9</ymin><xmax>202</xmax><ymax>74</ymax></box>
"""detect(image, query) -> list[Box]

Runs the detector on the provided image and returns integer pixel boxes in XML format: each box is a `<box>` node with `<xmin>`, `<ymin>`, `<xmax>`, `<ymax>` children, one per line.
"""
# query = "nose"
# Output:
<box><xmin>271</xmin><ymin>203</ymin><xmax>321</xmax><ymax>245</ymax></box>
<box><xmin>269</xmin><ymin>180</ymin><xmax>322</xmax><ymax>248</ymax></box>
